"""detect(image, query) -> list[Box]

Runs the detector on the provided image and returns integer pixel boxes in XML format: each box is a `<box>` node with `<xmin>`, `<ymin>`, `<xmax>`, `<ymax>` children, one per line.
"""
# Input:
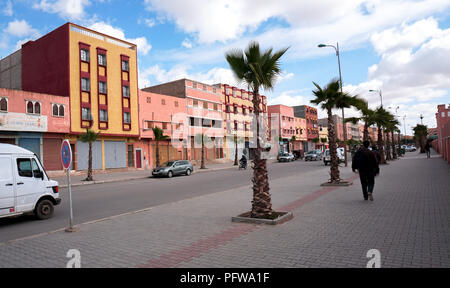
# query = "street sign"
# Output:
<box><xmin>61</xmin><ymin>139</ymin><xmax>77</xmax><ymax>232</ymax></box>
<box><xmin>61</xmin><ymin>139</ymin><xmax>72</xmax><ymax>170</ymax></box>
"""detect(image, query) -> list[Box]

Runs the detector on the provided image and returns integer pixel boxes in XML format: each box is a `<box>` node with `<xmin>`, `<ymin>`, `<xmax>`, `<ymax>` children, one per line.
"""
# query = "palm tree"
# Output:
<box><xmin>152</xmin><ymin>127</ymin><xmax>169</xmax><ymax>168</ymax></box>
<box><xmin>413</xmin><ymin>124</ymin><xmax>428</xmax><ymax>153</ymax></box>
<box><xmin>226</xmin><ymin>41</ymin><xmax>288</xmax><ymax>219</ymax></box>
<box><xmin>195</xmin><ymin>133</ymin><xmax>210</xmax><ymax>169</ymax></box>
<box><xmin>346</xmin><ymin>100</ymin><xmax>376</xmax><ymax>142</ymax></box>
<box><xmin>386</xmin><ymin>119</ymin><xmax>400</xmax><ymax>159</ymax></box>
<box><xmin>80</xmin><ymin>128</ymin><xmax>100</xmax><ymax>181</ymax></box>
<box><xmin>373</xmin><ymin>107</ymin><xmax>393</xmax><ymax>164</ymax></box>
<box><xmin>310</xmin><ymin>79</ymin><xmax>362</xmax><ymax>183</ymax></box>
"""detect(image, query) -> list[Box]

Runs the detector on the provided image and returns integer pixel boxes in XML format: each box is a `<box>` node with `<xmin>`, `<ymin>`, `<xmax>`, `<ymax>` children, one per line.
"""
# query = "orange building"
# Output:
<box><xmin>1</xmin><ymin>22</ymin><xmax>139</xmax><ymax>171</ymax></box>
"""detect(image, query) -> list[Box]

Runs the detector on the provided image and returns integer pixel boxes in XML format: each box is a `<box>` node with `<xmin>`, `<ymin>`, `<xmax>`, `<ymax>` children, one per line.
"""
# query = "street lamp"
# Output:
<box><xmin>420</xmin><ymin>114</ymin><xmax>424</xmax><ymax>125</ymax></box>
<box><xmin>369</xmin><ymin>89</ymin><xmax>383</xmax><ymax>107</ymax></box>
<box><xmin>318</xmin><ymin>42</ymin><xmax>348</xmax><ymax>167</ymax></box>
<box><xmin>389</xmin><ymin>106</ymin><xmax>401</xmax><ymax>156</ymax></box>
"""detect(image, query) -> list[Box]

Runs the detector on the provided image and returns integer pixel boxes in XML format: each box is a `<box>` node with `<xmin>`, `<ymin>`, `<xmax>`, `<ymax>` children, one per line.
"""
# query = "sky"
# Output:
<box><xmin>1</xmin><ymin>0</ymin><xmax>450</xmax><ymax>135</ymax></box>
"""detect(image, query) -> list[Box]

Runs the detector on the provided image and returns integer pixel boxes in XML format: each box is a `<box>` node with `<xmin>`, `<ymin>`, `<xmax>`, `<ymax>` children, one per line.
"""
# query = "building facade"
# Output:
<box><xmin>434</xmin><ymin>104</ymin><xmax>450</xmax><ymax>163</ymax></box>
<box><xmin>293</xmin><ymin>105</ymin><xmax>318</xmax><ymax>151</ymax></box>
<box><xmin>0</xmin><ymin>88</ymin><xmax>70</xmax><ymax>171</ymax></box>
<box><xmin>1</xmin><ymin>22</ymin><xmax>140</xmax><ymax>171</ymax></box>
<box><xmin>143</xmin><ymin>79</ymin><xmax>224</xmax><ymax>163</ymax></box>
<box><xmin>215</xmin><ymin>84</ymin><xmax>267</xmax><ymax>161</ymax></box>
<box><xmin>137</xmin><ymin>90</ymin><xmax>187</xmax><ymax>169</ymax></box>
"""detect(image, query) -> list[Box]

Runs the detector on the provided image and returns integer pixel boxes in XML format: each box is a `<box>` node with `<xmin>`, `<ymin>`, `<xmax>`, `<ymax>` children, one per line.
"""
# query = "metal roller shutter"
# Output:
<box><xmin>18</xmin><ymin>138</ymin><xmax>40</xmax><ymax>158</ymax></box>
<box><xmin>43</xmin><ymin>138</ymin><xmax>62</xmax><ymax>171</ymax></box>
<box><xmin>76</xmin><ymin>140</ymin><xmax>102</xmax><ymax>171</ymax></box>
<box><xmin>104</xmin><ymin>141</ymin><xmax>126</xmax><ymax>169</ymax></box>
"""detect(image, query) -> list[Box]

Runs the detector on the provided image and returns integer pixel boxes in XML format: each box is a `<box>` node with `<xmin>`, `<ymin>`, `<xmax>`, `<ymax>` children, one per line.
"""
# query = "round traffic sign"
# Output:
<box><xmin>61</xmin><ymin>139</ymin><xmax>72</xmax><ymax>170</ymax></box>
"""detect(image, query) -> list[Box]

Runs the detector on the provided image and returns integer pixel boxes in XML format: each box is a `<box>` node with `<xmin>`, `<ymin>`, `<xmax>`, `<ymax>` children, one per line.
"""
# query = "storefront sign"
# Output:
<box><xmin>0</xmin><ymin>112</ymin><xmax>48</xmax><ymax>132</ymax></box>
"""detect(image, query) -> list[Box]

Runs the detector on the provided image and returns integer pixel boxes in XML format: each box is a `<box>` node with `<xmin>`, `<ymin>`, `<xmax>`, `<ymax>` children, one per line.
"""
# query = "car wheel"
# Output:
<box><xmin>167</xmin><ymin>171</ymin><xmax>173</xmax><ymax>178</ymax></box>
<box><xmin>35</xmin><ymin>199</ymin><xmax>54</xmax><ymax>220</ymax></box>
<box><xmin>186</xmin><ymin>169</ymin><xmax>191</xmax><ymax>176</ymax></box>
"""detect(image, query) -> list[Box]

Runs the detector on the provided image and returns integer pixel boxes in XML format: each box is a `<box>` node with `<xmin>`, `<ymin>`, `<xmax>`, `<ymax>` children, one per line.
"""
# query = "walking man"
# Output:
<box><xmin>352</xmin><ymin>140</ymin><xmax>380</xmax><ymax>201</ymax></box>
<box><xmin>425</xmin><ymin>141</ymin><xmax>431</xmax><ymax>158</ymax></box>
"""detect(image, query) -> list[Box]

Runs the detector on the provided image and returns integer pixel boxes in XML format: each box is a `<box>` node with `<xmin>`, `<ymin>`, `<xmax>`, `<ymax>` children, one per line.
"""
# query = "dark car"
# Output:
<box><xmin>152</xmin><ymin>160</ymin><xmax>193</xmax><ymax>178</ymax></box>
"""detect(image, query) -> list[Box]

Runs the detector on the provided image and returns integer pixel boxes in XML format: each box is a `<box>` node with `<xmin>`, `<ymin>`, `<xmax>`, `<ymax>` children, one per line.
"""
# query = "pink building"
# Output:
<box><xmin>0</xmin><ymin>88</ymin><xmax>70</xmax><ymax>170</ymax></box>
<box><xmin>434</xmin><ymin>104</ymin><xmax>450</xmax><ymax>163</ymax></box>
<box><xmin>268</xmin><ymin>105</ymin><xmax>295</xmax><ymax>153</ymax></box>
<box><xmin>142</xmin><ymin>79</ymin><xmax>224</xmax><ymax>163</ymax></box>
<box><xmin>135</xmin><ymin>90</ymin><xmax>187</xmax><ymax>169</ymax></box>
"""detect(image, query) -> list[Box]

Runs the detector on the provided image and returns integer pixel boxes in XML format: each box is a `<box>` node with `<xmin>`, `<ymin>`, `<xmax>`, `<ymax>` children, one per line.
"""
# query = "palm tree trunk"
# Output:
<box><xmin>377</xmin><ymin>125</ymin><xmax>386</xmax><ymax>164</ymax></box>
<box><xmin>201</xmin><ymin>135</ymin><xmax>206</xmax><ymax>169</ymax></box>
<box><xmin>386</xmin><ymin>132</ymin><xmax>392</xmax><ymax>160</ymax></box>
<box><xmin>328</xmin><ymin>108</ymin><xmax>340</xmax><ymax>183</ymax></box>
<box><xmin>87</xmin><ymin>141</ymin><xmax>93</xmax><ymax>181</ymax></box>
<box><xmin>155</xmin><ymin>140</ymin><xmax>160</xmax><ymax>167</ymax></box>
<box><xmin>234</xmin><ymin>134</ymin><xmax>238</xmax><ymax>165</ymax></box>
<box><xmin>397</xmin><ymin>131</ymin><xmax>402</xmax><ymax>156</ymax></box>
<box><xmin>251</xmin><ymin>88</ymin><xmax>272</xmax><ymax>218</ymax></box>
<box><xmin>391</xmin><ymin>131</ymin><xmax>397</xmax><ymax>159</ymax></box>
<box><xmin>363</xmin><ymin>122</ymin><xmax>369</xmax><ymax>141</ymax></box>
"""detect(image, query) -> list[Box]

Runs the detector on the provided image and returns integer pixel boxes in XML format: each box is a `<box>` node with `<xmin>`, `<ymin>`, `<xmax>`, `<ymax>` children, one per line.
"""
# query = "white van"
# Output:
<box><xmin>0</xmin><ymin>144</ymin><xmax>60</xmax><ymax>220</ymax></box>
<box><xmin>323</xmin><ymin>148</ymin><xmax>345</xmax><ymax>165</ymax></box>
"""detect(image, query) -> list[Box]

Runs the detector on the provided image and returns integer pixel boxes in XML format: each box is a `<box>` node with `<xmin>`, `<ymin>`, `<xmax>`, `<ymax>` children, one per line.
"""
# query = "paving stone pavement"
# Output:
<box><xmin>0</xmin><ymin>151</ymin><xmax>449</xmax><ymax>268</ymax></box>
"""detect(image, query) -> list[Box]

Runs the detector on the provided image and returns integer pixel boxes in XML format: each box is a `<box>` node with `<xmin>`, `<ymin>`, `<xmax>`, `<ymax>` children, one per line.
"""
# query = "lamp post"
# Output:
<box><xmin>420</xmin><ymin>114</ymin><xmax>424</xmax><ymax>125</ymax></box>
<box><xmin>369</xmin><ymin>89</ymin><xmax>383</xmax><ymax>107</ymax></box>
<box><xmin>403</xmin><ymin>115</ymin><xmax>407</xmax><ymax>143</ymax></box>
<box><xmin>389</xmin><ymin>106</ymin><xmax>401</xmax><ymax>157</ymax></box>
<box><xmin>318</xmin><ymin>42</ymin><xmax>348</xmax><ymax>167</ymax></box>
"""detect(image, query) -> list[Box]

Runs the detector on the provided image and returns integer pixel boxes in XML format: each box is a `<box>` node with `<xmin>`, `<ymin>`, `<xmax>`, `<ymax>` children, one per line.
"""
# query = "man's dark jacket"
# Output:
<box><xmin>352</xmin><ymin>147</ymin><xmax>379</xmax><ymax>174</ymax></box>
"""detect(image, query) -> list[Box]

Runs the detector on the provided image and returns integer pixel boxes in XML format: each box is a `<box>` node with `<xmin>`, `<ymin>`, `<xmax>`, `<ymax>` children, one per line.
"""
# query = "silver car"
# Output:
<box><xmin>278</xmin><ymin>152</ymin><xmax>295</xmax><ymax>162</ymax></box>
<box><xmin>152</xmin><ymin>160</ymin><xmax>193</xmax><ymax>178</ymax></box>
<box><xmin>304</xmin><ymin>150</ymin><xmax>323</xmax><ymax>161</ymax></box>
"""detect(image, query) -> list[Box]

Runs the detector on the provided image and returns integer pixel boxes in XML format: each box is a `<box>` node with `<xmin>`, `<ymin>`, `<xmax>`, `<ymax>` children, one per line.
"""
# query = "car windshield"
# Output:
<box><xmin>307</xmin><ymin>151</ymin><xmax>315</xmax><ymax>155</ymax></box>
<box><xmin>162</xmin><ymin>161</ymin><xmax>174</xmax><ymax>167</ymax></box>
<box><xmin>326</xmin><ymin>150</ymin><xmax>330</xmax><ymax>156</ymax></box>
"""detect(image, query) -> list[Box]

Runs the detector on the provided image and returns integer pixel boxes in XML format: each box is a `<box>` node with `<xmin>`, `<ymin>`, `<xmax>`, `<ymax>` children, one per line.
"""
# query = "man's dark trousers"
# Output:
<box><xmin>359</xmin><ymin>171</ymin><xmax>375</xmax><ymax>199</ymax></box>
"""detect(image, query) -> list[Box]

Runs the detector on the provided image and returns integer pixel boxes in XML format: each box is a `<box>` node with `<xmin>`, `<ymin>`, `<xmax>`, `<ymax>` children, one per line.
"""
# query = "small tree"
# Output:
<box><xmin>152</xmin><ymin>127</ymin><xmax>169</xmax><ymax>168</ymax></box>
<box><xmin>195</xmin><ymin>133</ymin><xmax>211</xmax><ymax>169</ymax></box>
<box><xmin>413</xmin><ymin>124</ymin><xmax>428</xmax><ymax>153</ymax></box>
<box><xmin>80</xmin><ymin>128</ymin><xmax>100</xmax><ymax>181</ymax></box>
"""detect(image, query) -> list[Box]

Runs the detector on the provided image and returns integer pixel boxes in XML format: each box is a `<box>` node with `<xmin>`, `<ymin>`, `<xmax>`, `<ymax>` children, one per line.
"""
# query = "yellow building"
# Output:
<box><xmin>215</xmin><ymin>84</ymin><xmax>267</xmax><ymax>160</ymax></box>
<box><xmin>18</xmin><ymin>23</ymin><xmax>139</xmax><ymax>170</ymax></box>
<box><xmin>319</xmin><ymin>125</ymin><xmax>329</xmax><ymax>149</ymax></box>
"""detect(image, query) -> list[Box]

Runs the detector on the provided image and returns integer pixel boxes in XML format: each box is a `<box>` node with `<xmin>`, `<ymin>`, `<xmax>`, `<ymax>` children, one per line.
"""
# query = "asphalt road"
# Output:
<box><xmin>0</xmin><ymin>159</ymin><xmax>329</xmax><ymax>242</ymax></box>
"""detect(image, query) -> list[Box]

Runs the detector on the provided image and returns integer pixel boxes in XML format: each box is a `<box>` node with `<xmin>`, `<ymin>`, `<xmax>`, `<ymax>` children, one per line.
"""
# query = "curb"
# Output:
<box><xmin>59</xmin><ymin>165</ymin><xmax>237</xmax><ymax>188</ymax></box>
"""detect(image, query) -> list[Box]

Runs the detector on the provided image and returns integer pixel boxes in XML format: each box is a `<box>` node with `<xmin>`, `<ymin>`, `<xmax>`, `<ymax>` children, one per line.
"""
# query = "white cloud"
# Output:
<box><xmin>3</xmin><ymin>0</ymin><xmax>13</xmax><ymax>16</ymax></box>
<box><xmin>144</xmin><ymin>18</ymin><xmax>156</xmax><ymax>28</ymax></box>
<box><xmin>88</xmin><ymin>22</ymin><xmax>152</xmax><ymax>55</ymax></box>
<box><xmin>181</xmin><ymin>38</ymin><xmax>192</xmax><ymax>49</ymax></box>
<box><xmin>268</xmin><ymin>90</ymin><xmax>306</xmax><ymax>107</ymax></box>
<box><xmin>4</xmin><ymin>20</ymin><xmax>40</xmax><ymax>38</ymax></box>
<box><xmin>139</xmin><ymin>65</ymin><xmax>238</xmax><ymax>89</ymax></box>
<box><xmin>33</xmin><ymin>0</ymin><xmax>90</xmax><ymax>20</ymax></box>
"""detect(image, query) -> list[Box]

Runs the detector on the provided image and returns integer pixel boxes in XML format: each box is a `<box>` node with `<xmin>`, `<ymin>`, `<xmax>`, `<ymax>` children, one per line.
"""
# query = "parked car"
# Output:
<box><xmin>323</xmin><ymin>149</ymin><xmax>345</xmax><ymax>165</ymax></box>
<box><xmin>405</xmin><ymin>145</ymin><xmax>417</xmax><ymax>152</ymax></box>
<box><xmin>152</xmin><ymin>160</ymin><xmax>193</xmax><ymax>178</ymax></box>
<box><xmin>0</xmin><ymin>144</ymin><xmax>61</xmax><ymax>220</ymax></box>
<box><xmin>278</xmin><ymin>152</ymin><xmax>295</xmax><ymax>162</ymax></box>
<box><xmin>304</xmin><ymin>150</ymin><xmax>323</xmax><ymax>161</ymax></box>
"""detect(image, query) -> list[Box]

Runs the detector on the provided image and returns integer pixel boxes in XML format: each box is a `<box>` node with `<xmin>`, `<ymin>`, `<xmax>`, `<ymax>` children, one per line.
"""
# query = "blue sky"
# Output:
<box><xmin>2</xmin><ymin>0</ymin><xmax>450</xmax><ymax>135</ymax></box>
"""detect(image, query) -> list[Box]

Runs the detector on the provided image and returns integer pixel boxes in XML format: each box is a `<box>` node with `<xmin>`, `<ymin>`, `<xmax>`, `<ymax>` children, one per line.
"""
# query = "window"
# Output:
<box><xmin>226</xmin><ymin>105</ymin><xmax>231</xmax><ymax>113</ymax></box>
<box><xmin>233</xmin><ymin>90</ymin><xmax>236</xmax><ymax>97</ymax></box>
<box><xmin>81</xmin><ymin>78</ymin><xmax>90</xmax><ymax>92</ymax></box>
<box><xmin>147</xmin><ymin>97</ymin><xmax>151</xmax><ymax>103</ymax></box>
<box><xmin>99</xmin><ymin>81</ymin><xmax>107</xmax><ymax>94</ymax></box>
<box><xmin>122</xmin><ymin>85</ymin><xmax>130</xmax><ymax>98</ymax></box>
<box><xmin>162</xmin><ymin>122</ymin><xmax>168</xmax><ymax>130</ymax></box>
<box><xmin>234</xmin><ymin>106</ymin><xmax>238</xmax><ymax>114</ymax></box>
<box><xmin>81</xmin><ymin>49</ymin><xmax>90</xmax><ymax>62</ymax></box>
<box><xmin>193</xmin><ymin>82</ymin><xmax>197</xmax><ymax>89</ymax></box>
<box><xmin>82</xmin><ymin>107</ymin><xmax>92</xmax><ymax>121</ymax></box>
<box><xmin>175</xmin><ymin>101</ymin><xmax>179</xmax><ymax>107</ymax></box>
<box><xmin>244</xmin><ymin>124</ymin><xmax>248</xmax><ymax>131</ymax></box>
<box><xmin>193</xmin><ymin>100</ymin><xmax>198</xmax><ymax>107</ymax></box>
<box><xmin>127</xmin><ymin>145</ymin><xmax>134</xmax><ymax>167</ymax></box>
<box><xmin>203</xmin><ymin>102</ymin><xmax>208</xmax><ymax>109</ymax></box>
<box><xmin>242</xmin><ymin>108</ymin><xmax>246</xmax><ymax>115</ymax></box>
<box><xmin>213</xmin><ymin>104</ymin><xmax>218</xmax><ymax>111</ymax></box>
<box><xmin>443</xmin><ymin>112</ymin><xmax>446</xmax><ymax>117</ymax></box>
<box><xmin>17</xmin><ymin>158</ymin><xmax>32</xmax><ymax>178</ymax></box>
<box><xmin>100</xmin><ymin>109</ymin><xmax>108</xmax><ymax>122</ymax></box>
<box><xmin>32</xmin><ymin>159</ymin><xmax>41</xmax><ymax>177</ymax></box>
<box><xmin>52</xmin><ymin>104</ymin><xmax>65</xmax><ymax>117</ymax></box>
<box><xmin>202</xmin><ymin>119</ymin><xmax>211</xmax><ymax>127</ymax></box>
<box><xmin>124</xmin><ymin>112</ymin><xmax>131</xmax><ymax>124</ymax></box>
<box><xmin>213</xmin><ymin>88</ymin><xmax>217</xmax><ymax>93</ymax></box>
<box><xmin>0</xmin><ymin>98</ymin><xmax>7</xmax><ymax>112</ymax></box>
<box><xmin>234</xmin><ymin>122</ymin><xmax>238</xmax><ymax>130</ymax></box>
<box><xmin>203</xmin><ymin>85</ymin><xmax>207</xmax><ymax>91</ymax></box>
<box><xmin>98</xmin><ymin>54</ymin><xmax>107</xmax><ymax>66</ymax></box>
<box><xmin>26</xmin><ymin>101</ymin><xmax>41</xmax><ymax>115</ymax></box>
<box><xmin>122</xmin><ymin>60</ymin><xmax>129</xmax><ymax>71</ymax></box>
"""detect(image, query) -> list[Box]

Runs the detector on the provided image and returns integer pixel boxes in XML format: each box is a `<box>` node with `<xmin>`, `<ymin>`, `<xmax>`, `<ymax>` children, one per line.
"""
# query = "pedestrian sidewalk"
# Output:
<box><xmin>51</xmin><ymin>161</ymin><xmax>239</xmax><ymax>188</ymax></box>
<box><xmin>1</xmin><ymin>151</ymin><xmax>449</xmax><ymax>267</ymax></box>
